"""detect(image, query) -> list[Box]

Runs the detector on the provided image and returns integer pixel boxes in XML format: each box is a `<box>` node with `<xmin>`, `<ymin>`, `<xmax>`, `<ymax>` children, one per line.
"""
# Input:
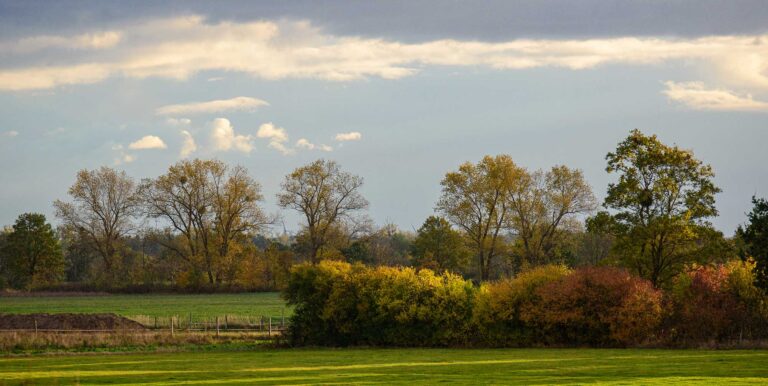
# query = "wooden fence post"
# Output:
<box><xmin>268</xmin><ymin>316</ymin><xmax>272</xmax><ymax>337</ymax></box>
<box><xmin>216</xmin><ymin>317</ymin><xmax>220</xmax><ymax>337</ymax></box>
<box><xmin>34</xmin><ymin>319</ymin><xmax>38</xmax><ymax>336</ymax></box>
<box><xmin>189</xmin><ymin>313</ymin><xmax>192</xmax><ymax>331</ymax></box>
<box><xmin>171</xmin><ymin>316</ymin><xmax>175</xmax><ymax>337</ymax></box>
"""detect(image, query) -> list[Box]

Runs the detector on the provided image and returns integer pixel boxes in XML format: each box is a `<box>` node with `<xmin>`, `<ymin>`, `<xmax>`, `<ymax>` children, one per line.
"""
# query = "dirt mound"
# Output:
<box><xmin>0</xmin><ymin>313</ymin><xmax>146</xmax><ymax>330</ymax></box>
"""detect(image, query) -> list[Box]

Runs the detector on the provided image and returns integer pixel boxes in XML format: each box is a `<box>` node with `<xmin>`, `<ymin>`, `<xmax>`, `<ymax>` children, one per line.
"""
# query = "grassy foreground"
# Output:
<box><xmin>0</xmin><ymin>292</ymin><xmax>289</xmax><ymax>318</ymax></box>
<box><xmin>1</xmin><ymin>348</ymin><xmax>767</xmax><ymax>385</ymax></box>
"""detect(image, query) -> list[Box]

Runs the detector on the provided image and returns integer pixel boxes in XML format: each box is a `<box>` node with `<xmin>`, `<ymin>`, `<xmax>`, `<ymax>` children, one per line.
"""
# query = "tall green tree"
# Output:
<box><xmin>737</xmin><ymin>196</ymin><xmax>768</xmax><ymax>291</ymax></box>
<box><xmin>1</xmin><ymin>213</ymin><xmax>64</xmax><ymax>289</ymax></box>
<box><xmin>603</xmin><ymin>129</ymin><xmax>721</xmax><ymax>287</ymax></box>
<box><xmin>412</xmin><ymin>216</ymin><xmax>470</xmax><ymax>272</ymax></box>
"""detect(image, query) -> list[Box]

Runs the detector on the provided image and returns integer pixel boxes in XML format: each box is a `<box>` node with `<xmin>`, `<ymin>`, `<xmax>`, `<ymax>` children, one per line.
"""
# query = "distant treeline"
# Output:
<box><xmin>0</xmin><ymin>129</ymin><xmax>766</xmax><ymax>295</ymax></box>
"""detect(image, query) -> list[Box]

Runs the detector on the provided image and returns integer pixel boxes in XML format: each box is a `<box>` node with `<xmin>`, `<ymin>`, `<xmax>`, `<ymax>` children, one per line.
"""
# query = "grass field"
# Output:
<box><xmin>1</xmin><ymin>348</ymin><xmax>767</xmax><ymax>385</ymax></box>
<box><xmin>0</xmin><ymin>292</ymin><xmax>290</xmax><ymax>318</ymax></box>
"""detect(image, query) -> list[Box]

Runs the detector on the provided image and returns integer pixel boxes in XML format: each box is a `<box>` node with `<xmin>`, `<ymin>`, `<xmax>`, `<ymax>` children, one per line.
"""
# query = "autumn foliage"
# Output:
<box><xmin>521</xmin><ymin>266</ymin><xmax>662</xmax><ymax>347</ymax></box>
<box><xmin>664</xmin><ymin>261</ymin><xmax>768</xmax><ymax>345</ymax></box>
<box><xmin>286</xmin><ymin>260</ymin><xmax>768</xmax><ymax>347</ymax></box>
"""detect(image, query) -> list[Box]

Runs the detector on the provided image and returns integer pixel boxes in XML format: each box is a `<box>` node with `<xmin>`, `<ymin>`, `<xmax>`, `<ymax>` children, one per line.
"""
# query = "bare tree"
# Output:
<box><xmin>278</xmin><ymin>159</ymin><xmax>368</xmax><ymax>264</ymax></box>
<box><xmin>141</xmin><ymin>159</ymin><xmax>271</xmax><ymax>285</ymax></box>
<box><xmin>54</xmin><ymin>167</ymin><xmax>139</xmax><ymax>277</ymax></box>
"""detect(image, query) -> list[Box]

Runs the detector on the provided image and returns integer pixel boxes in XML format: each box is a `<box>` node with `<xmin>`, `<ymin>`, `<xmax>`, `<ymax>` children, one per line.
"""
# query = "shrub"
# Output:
<box><xmin>367</xmin><ymin>267</ymin><xmax>475</xmax><ymax>346</ymax></box>
<box><xmin>283</xmin><ymin>260</ymin><xmax>354</xmax><ymax>346</ymax></box>
<box><xmin>666</xmin><ymin>261</ymin><xmax>768</xmax><ymax>345</ymax></box>
<box><xmin>284</xmin><ymin>261</ymin><xmax>475</xmax><ymax>347</ymax></box>
<box><xmin>473</xmin><ymin>265</ymin><xmax>570</xmax><ymax>346</ymax></box>
<box><xmin>284</xmin><ymin>261</ymin><xmax>766</xmax><ymax>348</ymax></box>
<box><xmin>521</xmin><ymin>266</ymin><xmax>662</xmax><ymax>347</ymax></box>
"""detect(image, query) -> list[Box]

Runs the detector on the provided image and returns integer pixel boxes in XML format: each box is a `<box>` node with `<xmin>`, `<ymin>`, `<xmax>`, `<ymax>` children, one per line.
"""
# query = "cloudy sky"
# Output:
<box><xmin>0</xmin><ymin>0</ymin><xmax>766</xmax><ymax>234</ymax></box>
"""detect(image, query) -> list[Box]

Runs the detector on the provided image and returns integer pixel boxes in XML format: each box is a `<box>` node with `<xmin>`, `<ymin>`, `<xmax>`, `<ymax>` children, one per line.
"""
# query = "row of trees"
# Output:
<box><xmin>1</xmin><ymin>129</ymin><xmax>767</xmax><ymax>292</ymax></box>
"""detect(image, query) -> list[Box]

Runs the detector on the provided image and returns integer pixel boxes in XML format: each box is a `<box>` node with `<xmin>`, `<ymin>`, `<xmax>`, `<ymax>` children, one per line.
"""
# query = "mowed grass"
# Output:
<box><xmin>1</xmin><ymin>348</ymin><xmax>767</xmax><ymax>385</ymax></box>
<box><xmin>0</xmin><ymin>292</ymin><xmax>290</xmax><ymax>318</ymax></box>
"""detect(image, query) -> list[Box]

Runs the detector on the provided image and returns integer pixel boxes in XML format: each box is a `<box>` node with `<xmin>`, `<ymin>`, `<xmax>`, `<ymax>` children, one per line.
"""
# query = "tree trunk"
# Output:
<box><xmin>479</xmin><ymin>251</ymin><xmax>490</xmax><ymax>281</ymax></box>
<box><xmin>310</xmin><ymin>243</ymin><xmax>320</xmax><ymax>265</ymax></box>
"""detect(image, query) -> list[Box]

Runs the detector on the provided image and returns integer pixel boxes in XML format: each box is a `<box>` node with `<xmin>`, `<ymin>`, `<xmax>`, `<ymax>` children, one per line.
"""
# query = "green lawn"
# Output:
<box><xmin>0</xmin><ymin>293</ymin><xmax>290</xmax><ymax>318</ymax></box>
<box><xmin>0</xmin><ymin>348</ymin><xmax>767</xmax><ymax>384</ymax></box>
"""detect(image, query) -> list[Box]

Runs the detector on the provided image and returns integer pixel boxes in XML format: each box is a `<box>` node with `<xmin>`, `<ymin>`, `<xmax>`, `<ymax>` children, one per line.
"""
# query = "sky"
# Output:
<box><xmin>0</xmin><ymin>0</ymin><xmax>766</xmax><ymax>235</ymax></box>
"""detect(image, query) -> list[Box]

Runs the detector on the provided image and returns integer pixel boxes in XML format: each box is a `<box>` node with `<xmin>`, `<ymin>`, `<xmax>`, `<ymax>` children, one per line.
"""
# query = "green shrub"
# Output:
<box><xmin>283</xmin><ymin>260</ymin><xmax>354</xmax><ymax>346</ymax></box>
<box><xmin>284</xmin><ymin>261</ymin><xmax>474</xmax><ymax>346</ymax></box>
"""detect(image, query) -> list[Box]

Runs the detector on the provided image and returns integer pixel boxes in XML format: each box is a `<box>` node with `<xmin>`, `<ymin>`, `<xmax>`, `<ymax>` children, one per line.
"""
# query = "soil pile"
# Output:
<box><xmin>0</xmin><ymin>313</ymin><xmax>146</xmax><ymax>330</ymax></box>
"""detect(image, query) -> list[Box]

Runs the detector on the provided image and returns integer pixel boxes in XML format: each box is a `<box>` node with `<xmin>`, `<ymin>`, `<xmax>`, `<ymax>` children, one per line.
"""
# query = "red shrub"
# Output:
<box><xmin>665</xmin><ymin>263</ymin><xmax>766</xmax><ymax>344</ymax></box>
<box><xmin>522</xmin><ymin>266</ymin><xmax>662</xmax><ymax>347</ymax></box>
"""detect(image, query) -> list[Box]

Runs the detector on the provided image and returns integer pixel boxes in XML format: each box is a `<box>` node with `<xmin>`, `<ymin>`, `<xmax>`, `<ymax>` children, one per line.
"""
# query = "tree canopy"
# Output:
<box><xmin>412</xmin><ymin>216</ymin><xmax>470</xmax><ymax>272</ymax></box>
<box><xmin>278</xmin><ymin>159</ymin><xmax>368</xmax><ymax>264</ymax></box>
<box><xmin>603</xmin><ymin>129</ymin><xmax>721</xmax><ymax>287</ymax></box>
<box><xmin>54</xmin><ymin>167</ymin><xmax>139</xmax><ymax>280</ymax></box>
<box><xmin>737</xmin><ymin>196</ymin><xmax>768</xmax><ymax>291</ymax></box>
<box><xmin>0</xmin><ymin>213</ymin><xmax>63</xmax><ymax>289</ymax></box>
<box><xmin>141</xmin><ymin>159</ymin><xmax>271</xmax><ymax>286</ymax></box>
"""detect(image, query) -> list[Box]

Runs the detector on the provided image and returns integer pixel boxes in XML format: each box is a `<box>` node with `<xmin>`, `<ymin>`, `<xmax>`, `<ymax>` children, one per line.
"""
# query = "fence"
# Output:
<box><xmin>0</xmin><ymin>314</ymin><xmax>290</xmax><ymax>337</ymax></box>
<box><xmin>129</xmin><ymin>314</ymin><xmax>289</xmax><ymax>335</ymax></box>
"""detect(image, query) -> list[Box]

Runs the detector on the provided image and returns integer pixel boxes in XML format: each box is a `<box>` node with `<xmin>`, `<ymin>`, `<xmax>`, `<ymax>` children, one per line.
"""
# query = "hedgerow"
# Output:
<box><xmin>284</xmin><ymin>260</ymin><xmax>768</xmax><ymax>347</ymax></box>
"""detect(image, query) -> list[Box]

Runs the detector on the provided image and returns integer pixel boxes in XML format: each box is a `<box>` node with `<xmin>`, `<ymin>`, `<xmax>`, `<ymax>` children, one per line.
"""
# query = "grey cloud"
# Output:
<box><xmin>1</xmin><ymin>0</ymin><xmax>767</xmax><ymax>41</ymax></box>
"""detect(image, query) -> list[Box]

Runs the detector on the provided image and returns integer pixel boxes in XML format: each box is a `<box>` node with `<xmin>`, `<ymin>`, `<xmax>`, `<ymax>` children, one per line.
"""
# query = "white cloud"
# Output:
<box><xmin>210</xmin><ymin>118</ymin><xmax>252</xmax><ymax>153</ymax></box>
<box><xmin>256</xmin><ymin>122</ymin><xmax>288</xmax><ymax>143</ymax></box>
<box><xmin>111</xmin><ymin>144</ymin><xmax>135</xmax><ymax>165</ymax></box>
<box><xmin>0</xmin><ymin>63</ymin><xmax>111</xmax><ymax>91</ymax></box>
<box><xmin>165</xmin><ymin>118</ymin><xmax>191</xmax><ymax>126</ymax></box>
<box><xmin>128</xmin><ymin>135</ymin><xmax>168</xmax><ymax>150</ymax></box>
<box><xmin>1</xmin><ymin>16</ymin><xmax>767</xmax><ymax>90</ymax></box>
<box><xmin>268</xmin><ymin>141</ymin><xmax>293</xmax><ymax>155</ymax></box>
<box><xmin>295</xmin><ymin>138</ymin><xmax>314</xmax><ymax>149</ymax></box>
<box><xmin>663</xmin><ymin>81</ymin><xmax>768</xmax><ymax>111</ymax></box>
<box><xmin>179</xmin><ymin>130</ymin><xmax>197</xmax><ymax>157</ymax></box>
<box><xmin>335</xmin><ymin>131</ymin><xmax>362</xmax><ymax>141</ymax></box>
<box><xmin>257</xmin><ymin>122</ymin><xmax>293</xmax><ymax>155</ymax></box>
<box><xmin>296</xmin><ymin>138</ymin><xmax>333</xmax><ymax>152</ymax></box>
<box><xmin>3</xmin><ymin>31</ymin><xmax>122</xmax><ymax>53</ymax></box>
<box><xmin>156</xmin><ymin>96</ymin><xmax>269</xmax><ymax>116</ymax></box>
<box><xmin>3</xmin><ymin>130</ymin><xmax>18</xmax><ymax>137</ymax></box>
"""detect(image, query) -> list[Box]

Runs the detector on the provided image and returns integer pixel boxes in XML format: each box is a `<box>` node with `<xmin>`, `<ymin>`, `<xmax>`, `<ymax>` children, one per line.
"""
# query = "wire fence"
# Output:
<box><xmin>128</xmin><ymin>314</ymin><xmax>288</xmax><ymax>333</ymax></box>
<box><xmin>0</xmin><ymin>314</ymin><xmax>290</xmax><ymax>337</ymax></box>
